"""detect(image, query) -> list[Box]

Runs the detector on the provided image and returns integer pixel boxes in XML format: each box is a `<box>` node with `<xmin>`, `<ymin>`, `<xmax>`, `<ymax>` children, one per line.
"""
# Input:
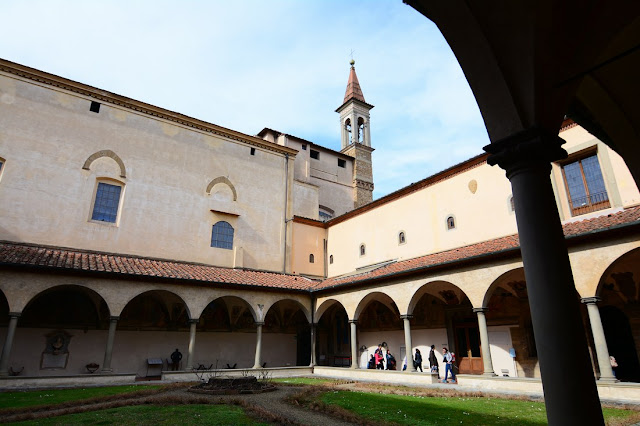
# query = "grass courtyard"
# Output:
<box><xmin>0</xmin><ymin>379</ymin><xmax>638</xmax><ymax>425</ymax></box>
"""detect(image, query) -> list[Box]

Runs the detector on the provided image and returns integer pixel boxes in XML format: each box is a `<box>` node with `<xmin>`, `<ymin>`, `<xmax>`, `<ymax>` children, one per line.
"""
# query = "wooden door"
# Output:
<box><xmin>455</xmin><ymin>324</ymin><xmax>483</xmax><ymax>374</ymax></box>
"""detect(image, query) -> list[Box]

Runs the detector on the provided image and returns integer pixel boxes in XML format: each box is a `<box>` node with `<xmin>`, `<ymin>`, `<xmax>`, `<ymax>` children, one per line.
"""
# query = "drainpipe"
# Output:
<box><xmin>283</xmin><ymin>152</ymin><xmax>290</xmax><ymax>273</ymax></box>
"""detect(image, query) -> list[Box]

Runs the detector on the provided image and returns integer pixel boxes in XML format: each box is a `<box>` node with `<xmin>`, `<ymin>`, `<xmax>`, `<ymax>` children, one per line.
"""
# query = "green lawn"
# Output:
<box><xmin>272</xmin><ymin>377</ymin><xmax>335</xmax><ymax>385</ymax></box>
<box><xmin>320</xmin><ymin>391</ymin><xmax>637</xmax><ymax>425</ymax></box>
<box><xmin>12</xmin><ymin>404</ymin><xmax>265</xmax><ymax>425</ymax></box>
<box><xmin>0</xmin><ymin>385</ymin><xmax>163</xmax><ymax>410</ymax></box>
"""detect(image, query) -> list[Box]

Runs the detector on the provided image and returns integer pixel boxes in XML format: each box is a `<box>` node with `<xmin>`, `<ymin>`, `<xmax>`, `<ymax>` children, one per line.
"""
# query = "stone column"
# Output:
<box><xmin>349</xmin><ymin>320</ymin><xmax>358</xmax><ymax>369</ymax></box>
<box><xmin>485</xmin><ymin>127</ymin><xmax>604</xmax><ymax>425</ymax></box>
<box><xmin>401</xmin><ymin>315</ymin><xmax>416</xmax><ymax>372</ymax></box>
<box><xmin>0</xmin><ymin>313</ymin><xmax>20</xmax><ymax>376</ymax></box>
<box><xmin>582</xmin><ymin>297</ymin><xmax>617</xmax><ymax>382</ymax></box>
<box><xmin>310</xmin><ymin>323</ymin><xmax>317</xmax><ymax>367</ymax></box>
<box><xmin>101</xmin><ymin>316</ymin><xmax>119</xmax><ymax>373</ymax></box>
<box><xmin>473</xmin><ymin>308</ymin><xmax>496</xmax><ymax>376</ymax></box>
<box><xmin>186</xmin><ymin>318</ymin><xmax>199</xmax><ymax>371</ymax></box>
<box><xmin>252</xmin><ymin>322</ymin><xmax>264</xmax><ymax>369</ymax></box>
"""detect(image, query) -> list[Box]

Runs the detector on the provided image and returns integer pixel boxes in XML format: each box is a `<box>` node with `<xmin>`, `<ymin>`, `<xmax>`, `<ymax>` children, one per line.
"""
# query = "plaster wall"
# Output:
<box><xmin>0</xmin><ymin>271</ymin><xmax>313</xmax><ymax>324</ymax></box>
<box><xmin>292</xmin><ymin>181</ymin><xmax>319</xmax><ymax>220</ymax></box>
<box><xmin>0</xmin><ymin>327</ymin><xmax>296</xmax><ymax>377</ymax></box>
<box><xmin>326</xmin><ymin>161</ymin><xmax>516</xmax><ymax>277</ymax></box>
<box><xmin>0</xmin><ymin>73</ymin><xmax>291</xmax><ymax>271</ymax></box>
<box><xmin>291</xmin><ymin>222</ymin><xmax>326</xmax><ymax>277</ymax></box>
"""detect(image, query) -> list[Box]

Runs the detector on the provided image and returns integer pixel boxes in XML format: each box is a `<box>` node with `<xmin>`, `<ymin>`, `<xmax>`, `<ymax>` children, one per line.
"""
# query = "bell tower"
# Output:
<box><xmin>337</xmin><ymin>60</ymin><xmax>374</xmax><ymax>207</ymax></box>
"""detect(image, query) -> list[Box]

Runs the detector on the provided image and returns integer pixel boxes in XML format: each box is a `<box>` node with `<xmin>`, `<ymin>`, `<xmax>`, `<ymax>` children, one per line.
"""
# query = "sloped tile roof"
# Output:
<box><xmin>314</xmin><ymin>205</ymin><xmax>640</xmax><ymax>290</ymax></box>
<box><xmin>0</xmin><ymin>206</ymin><xmax>638</xmax><ymax>293</ymax></box>
<box><xmin>0</xmin><ymin>243</ymin><xmax>314</xmax><ymax>291</ymax></box>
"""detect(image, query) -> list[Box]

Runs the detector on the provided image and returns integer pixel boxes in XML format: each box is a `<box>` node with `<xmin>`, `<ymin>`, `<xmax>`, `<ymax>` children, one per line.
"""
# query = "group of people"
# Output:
<box><xmin>365</xmin><ymin>344</ymin><xmax>456</xmax><ymax>383</ymax></box>
<box><xmin>412</xmin><ymin>345</ymin><xmax>457</xmax><ymax>383</ymax></box>
<box><xmin>367</xmin><ymin>344</ymin><xmax>397</xmax><ymax>370</ymax></box>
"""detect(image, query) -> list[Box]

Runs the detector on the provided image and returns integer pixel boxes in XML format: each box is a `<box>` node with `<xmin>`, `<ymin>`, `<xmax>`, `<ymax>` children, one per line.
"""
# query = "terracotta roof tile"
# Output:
<box><xmin>0</xmin><ymin>243</ymin><xmax>314</xmax><ymax>291</ymax></box>
<box><xmin>0</xmin><ymin>206</ymin><xmax>638</xmax><ymax>292</ymax></box>
<box><xmin>314</xmin><ymin>205</ymin><xmax>640</xmax><ymax>290</ymax></box>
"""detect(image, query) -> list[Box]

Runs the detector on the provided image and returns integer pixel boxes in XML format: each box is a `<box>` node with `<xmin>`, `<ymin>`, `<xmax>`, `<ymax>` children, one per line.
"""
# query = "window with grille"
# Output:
<box><xmin>91</xmin><ymin>182</ymin><xmax>122</xmax><ymax>223</ymax></box>
<box><xmin>562</xmin><ymin>154</ymin><xmax>610</xmax><ymax>216</ymax></box>
<box><xmin>211</xmin><ymin>221</ymin><xmax>234</xmax><ymax>249</ymax></box>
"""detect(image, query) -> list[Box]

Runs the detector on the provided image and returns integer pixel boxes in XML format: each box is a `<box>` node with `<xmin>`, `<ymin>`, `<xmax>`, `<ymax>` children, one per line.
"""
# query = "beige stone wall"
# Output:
<box><xmin>292</xmin><ymin>181</ymin><xmax>320</xmax><ymax>220</ymax></box>
<box><xmin>0</xmin><ymin>327</ymin><xmax>297</xmax><ymax>376</ymax></box>
<box><xmin>554</xmin><ymin>126</ymin><xmax>640</xmax><ymax>221</ymax></box>
<box><xmin>326</xmin><ymin>161</ymin><xmax>516</xmax><ymax>277</ymax></box>
<box><xmin>291</xmin><ymin>222</ymin><xmax>326</xmax><ymax>277</ymax></box>
<box><xmin>0</xmin><ymin>72</ymin><xmax>293</xmax><ymax>272</ymax></box>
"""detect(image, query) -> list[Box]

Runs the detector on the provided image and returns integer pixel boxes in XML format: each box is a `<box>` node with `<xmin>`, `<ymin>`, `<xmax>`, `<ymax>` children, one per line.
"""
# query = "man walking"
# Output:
<box><xmin>442</xmin><ymin>347</ymin><xmax>456</xmax><ymax>383</ymax></box>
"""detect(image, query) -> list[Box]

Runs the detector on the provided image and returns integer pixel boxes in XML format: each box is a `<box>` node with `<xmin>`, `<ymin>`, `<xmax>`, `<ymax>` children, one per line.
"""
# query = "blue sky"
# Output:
<box><xmin>0</xmin><ymin>0</ymin><xmax>491</xmax><ymax>198</ymax></box>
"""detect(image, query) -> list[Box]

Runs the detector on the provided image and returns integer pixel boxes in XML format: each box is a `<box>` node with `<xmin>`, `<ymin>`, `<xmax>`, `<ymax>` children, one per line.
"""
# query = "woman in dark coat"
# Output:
<box><xmin>414</xmin><ymin>348</ymin><xmax>423</xmax><ymax>372</ymax></box>
<box><xmin>429</xmin><ymin>345</ymin><xmax>439</xmax><ymax>373</ymax></box>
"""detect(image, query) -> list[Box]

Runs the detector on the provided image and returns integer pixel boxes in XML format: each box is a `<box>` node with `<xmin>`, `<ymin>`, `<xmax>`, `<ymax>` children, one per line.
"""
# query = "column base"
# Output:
<box><xmin>252</xmin><ymin>365</ymin><xmax>262</xmax><ymax>369</ymax></box>
<box><xmin>483</xmin><ymin>372</ymin><xmax>498</xmax><ymax>377</ymax></box>
<box><xmin>100</xmin><ymin>368</ymin><xmax>113</xmax><ymax>374</ymax></box>
<box><xmin>597</xmin><ymin>377</ymin><xmax>619</xmax><ymax>383</ymax></box>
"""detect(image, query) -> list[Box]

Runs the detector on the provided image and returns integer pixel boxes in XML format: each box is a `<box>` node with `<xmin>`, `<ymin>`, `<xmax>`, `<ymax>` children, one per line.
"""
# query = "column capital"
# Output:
<box><xmin>188</xmin><ymin>318</ymin><xmax>200</xmax><ymax>325</ymax></box>
<box><xmin>109</xmin><ymin>316</ymin><xmax>120</xmax><ymax>321</ymax></box>
<box><xmin>348</xmin><ymin>319</ymin><xmax>358</xmax><ymax>324</ymax></box>
<box><xmin>400</xmin><ymin>314</ymin><xmax>413</xmax><ymax>320</ymax></box>
<box><xmin>255</xmin><ymin>321</ymin><xmax>265</xmax><ymax>326</ymax></box>
<box><xmin>483</xmin><ymin>126</ymin><xmax>567</xmax><ymax>176</ymax></box>
<box><xmin>8</xmin><ymin>312</ymin><xmax>21</xmax><ymax>318</ymax></box>
<box><xmin>472</xmin><ymin>307</ymin><xmax>489</xmax><ymax>314</ymax></box>
<box><xmin>581</xmin><ymin>297</ymin><xmax>602</xmax><ymax>305</ymax></box>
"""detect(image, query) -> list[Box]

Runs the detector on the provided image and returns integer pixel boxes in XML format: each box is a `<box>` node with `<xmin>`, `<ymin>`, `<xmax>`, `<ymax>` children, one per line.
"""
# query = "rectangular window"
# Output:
<box><xmin>562</xmin><ymin>154</ymin><xmax>610</xmax><ymax>216</ymax></box>
<box><xmin>91</xmin><ymin>182</ymin><xmax>122</xmax><ymax>223</ymax></box>
<box><xmin>301</xmin><ymin>144</ymin><xmax>307</xmax><ymax>150</ymax></box>
<box><xmin>250</xmin><ymin>147</ymin><xmax>256</xmax><ymax>156</ymax></box>
<box><xmin>338</xmin><ymin>158</ymin><xmax>346</xmax><ymax>168</ymax></box>
<box><xmin>310</xmin><ymin>149</ymin><xmax>319</xmax><ymax>160</ymax></box>
<box><xmin>90</xmin><ymin>101</ymin><xmax>101</xmax><ymax>113</ymax></box>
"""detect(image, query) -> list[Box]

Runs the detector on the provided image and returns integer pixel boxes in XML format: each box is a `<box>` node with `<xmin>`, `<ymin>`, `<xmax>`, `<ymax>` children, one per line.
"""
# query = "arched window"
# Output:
<box><xmin>211</xmin><ymin>221</ymin><xmax>234</xmax><ymax>250</ymax></box>
<box><xmin>329</xmin><ymin>255</ymin><xmax>333</xmax><ymax>264</ymax></box>
<box><xmin>360</xmin><ymin>244</ymin><xmax>366</xmax><ymax>256</ymax></box>
<box><xmin>509</xmin><ymin>196</ymin><xmax>515</xmax><ymax>212</ymax></box>
<box><xmin>345</xmin><ymin>118</ymin><xmax>352</xmax><ymax>144</ymax></box>
<box><xmin>398</xmin><ymin>231</ymin><xmax>406</xmax><ymax>244</ymax></box>
<box><xmin>446</xmin><ymin>216</ymin><xmax>456</xmax><ymax>230</ymax></box>
<box><xmin>309</xmin><ymin>254</ymin><xmax>315</xmax><ymax>263</ymax></box>
<box><xmin>357</xmin><ymin>117</ymin><xmax>365</xmax><ymax>143</ymax></box>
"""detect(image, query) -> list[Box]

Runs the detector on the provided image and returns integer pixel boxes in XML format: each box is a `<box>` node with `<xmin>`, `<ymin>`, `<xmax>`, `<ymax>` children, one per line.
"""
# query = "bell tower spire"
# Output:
<box><xmin>336</xmin><ymin>60</ymin><xmax>375</xmax><ymax>207</ymax></box>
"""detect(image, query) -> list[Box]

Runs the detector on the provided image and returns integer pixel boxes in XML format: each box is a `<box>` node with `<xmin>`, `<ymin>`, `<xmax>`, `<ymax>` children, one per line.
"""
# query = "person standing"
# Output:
<box><xmin>170</xmin><ymin>348</ymin><xmax>182</xmax><ymax>371</ymax></box>
<box><xmin>375</xmin><ymin>344</ymin><xmax>384</xmax><ymax>370</ymax></box>
<box><xmin>429</xmin><ymin>345</ymin><xmax>439</xmax><ymax>374</ymax></box>
<box><xmin>443</xmin><ymin>347</ymin><xmax>456</xmax><ymax>383</ymax></box>
<box><xmin>386</xmin><ymin>350</ymin><xmax>397</xmax><ymax>370</ymax></box>
<box><xmin>414</xmin><ymin>348</ymin><xmax>423</xmax><ymax>372</ymax></box>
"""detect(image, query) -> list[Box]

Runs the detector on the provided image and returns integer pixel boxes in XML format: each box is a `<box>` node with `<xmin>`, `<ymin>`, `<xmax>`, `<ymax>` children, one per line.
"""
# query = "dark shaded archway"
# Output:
<box><xmin>264</xmin><ymin>299</ymin><xmax>310</xmax><ymax>367</ymax></box>
<box><xmin>315</xmin><ymin>300</ymin><xmax>350</xmax><ymax>367</ymax></box>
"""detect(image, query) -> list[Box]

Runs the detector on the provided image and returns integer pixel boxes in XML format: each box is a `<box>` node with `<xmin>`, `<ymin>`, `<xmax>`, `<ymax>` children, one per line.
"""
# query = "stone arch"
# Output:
<box><xmin>353</xmin><ymin>291</ymin><xmax>401</xmax><ymax>321</ymax></box>
<box><xmin>82</xmin><ymin>150</ymin><xmax>126</xmax><ymax>178</ymax></box>
<box><xmin>315</xmin><ymin>299</ymin><xmax>347</xmax><ymax>323</ymax></box>
<box><xmin>595</xmin><ymin>246</ymin><xmax>640</xmax><ymax>300</ymax></box>
<box><xmin>482</xmin><ymin>267</ymin><xmax>526</xmax><ymax>308</ymax></box>
<box><xmin>118</xmin><ymin>290</ymin><xmax>191</xmax><ymax>329</ymax></box>
<box><xmin>197</xmin><ymin>295</ymin><xmax>258</xmax><ymax>333</ymax></box>
<box><xmin>206</xmin><ymin>176</ymin><xmax>237</xmax><ymax>201</ymax></box>
<box><xmin>195</xmin><ymin>295</ymin><xmax>256</xmax><ymax>323</ymax></box>
<box><xmin>264</xmin><ymin>298</ymin><xmax>311</xmax><ymax>324</ymax></box>
<box><xmin>20</xmin><ymin>284</ymin><xmax>111</xmax><ymax>329</ymax></box>
<box><xmin>407</xmin><ymin>280</ymin><xmax>471</xmax><ymax>315</ymax></box>
<box><xmin>0</xmin><ymin>289</ymin><xmax>10</xmax><ymax>326</ymax></box>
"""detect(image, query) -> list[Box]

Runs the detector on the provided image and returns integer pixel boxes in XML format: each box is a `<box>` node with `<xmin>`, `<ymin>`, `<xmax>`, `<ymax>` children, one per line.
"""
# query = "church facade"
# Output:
<box><xmin>0</xmin><ymin>58</ymin><xmax>639</xmax><ymax>385</ymax></box>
